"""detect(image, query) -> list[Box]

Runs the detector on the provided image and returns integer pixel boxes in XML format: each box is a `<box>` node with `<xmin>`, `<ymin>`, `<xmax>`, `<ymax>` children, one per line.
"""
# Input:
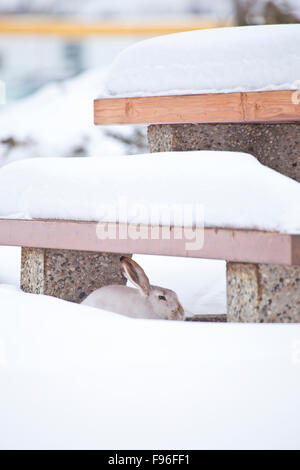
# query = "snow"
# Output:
<box><xmin>0</xmin><ymin>67</ymin><xmax>147</xmax><ymax>168</ymax></box>
<box><xmin>0</xmin><ymin>246</ymin><xmax>20</xmax><ymax>287</ymax></box>
<box><xmin>0</xmin><ymin>283</ymin><xmax>299</xmax><ymax>450</ymax></box>
<box><xmin>133</xmin><ymin>255</ymin><xmax>226</xmax><ymax>315</ymax></box>
<box><xmin>0</xmin><ymin>151</ymin><xmax>299</xmax><ymax>234</ymax></box>
<box><xmin>102</xmin><ymin>24</ymin><xmax>300</xmax><ymax>98</ymax></box>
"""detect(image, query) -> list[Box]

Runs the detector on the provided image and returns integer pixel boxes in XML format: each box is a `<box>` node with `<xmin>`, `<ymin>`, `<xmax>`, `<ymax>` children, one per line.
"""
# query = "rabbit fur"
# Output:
<box><xmin>82</xmin><ymin>256</ymin><xmax>185</xmax><ymax>320</ymax></box>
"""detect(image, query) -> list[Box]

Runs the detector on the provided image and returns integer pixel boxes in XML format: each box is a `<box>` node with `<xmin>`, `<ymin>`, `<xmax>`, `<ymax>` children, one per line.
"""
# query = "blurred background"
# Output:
<box><xmin>0</xmin><ymin>0</ymin><xmax>299</xmax><ymax>164</ymax></box>
<box><xmin>0</xmin><ymin>0</ymin><xmax>234</xmax><ymax>102</ymax></box>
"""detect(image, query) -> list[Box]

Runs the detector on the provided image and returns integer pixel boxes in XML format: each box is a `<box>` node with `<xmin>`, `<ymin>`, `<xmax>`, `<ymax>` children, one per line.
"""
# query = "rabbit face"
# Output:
<box><xmin>121</xmin><ymin>256</ymin><xmax>185</xmax><ymax>321</ymax></box>
<box><xmin>148</xmin><ymin>286</ymin><xmax>185</xmax><ymax>321</ymax></box>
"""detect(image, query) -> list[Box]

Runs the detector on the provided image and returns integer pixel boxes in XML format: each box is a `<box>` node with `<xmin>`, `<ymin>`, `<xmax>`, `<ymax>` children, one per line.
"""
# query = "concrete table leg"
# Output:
<box><xmin>148</xmin><ymin>123</ymin><xmax>300</xmax><ymax>181</ymax></box>
<box><xmin>227</xmin><ymin>262</ymin><xmax>300</xmax><ymax>322</ymax></box>
<box><xmin>21</xmin><ymin>248</ymin><xmax>128</xmax><ymax>303</ymax></box>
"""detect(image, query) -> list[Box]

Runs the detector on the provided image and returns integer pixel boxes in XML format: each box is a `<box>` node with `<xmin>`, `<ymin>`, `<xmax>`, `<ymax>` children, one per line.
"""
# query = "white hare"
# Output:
<box><xmin>82</xmin><ymin>256</ymin><xmax>185</xmax><ymax>320</ymax></box>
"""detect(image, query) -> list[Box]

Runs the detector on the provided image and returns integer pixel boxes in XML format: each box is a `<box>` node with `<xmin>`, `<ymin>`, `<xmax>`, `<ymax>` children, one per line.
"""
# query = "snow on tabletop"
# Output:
<box><xmin>0</xmin><ymin>284</ymin><xmax>300</xmax><ymax>450</ymax></box>
<box><xmin>101</xmin><ymin>24</ymin><xmax>300</xmax><ymax>98</ymax></box>
<box><xmin>0</xmin><ymin>151</ymin><xmax>299</xmax><ymax>233</ymax></box>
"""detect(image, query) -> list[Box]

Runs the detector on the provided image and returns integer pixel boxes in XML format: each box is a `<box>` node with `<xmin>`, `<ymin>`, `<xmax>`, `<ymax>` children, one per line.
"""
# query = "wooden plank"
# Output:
<box><xmin>243</xmin><ymin>90</ymin><xmax>300</xmax><ymax>122</ymax></box>
<box><xmin>0</xmin><ymin>219</ymin><xmax>298</xmax><ymax>265</ymax></box>
<box><xmin>94</xmin><ymin>90</ymin><xmax>300</xmax><ymax>125</ymax></box>
<box><xmin>94</xmin><ymin>93</ymin><xmax>243</xmax><ymax>125</ymax></box>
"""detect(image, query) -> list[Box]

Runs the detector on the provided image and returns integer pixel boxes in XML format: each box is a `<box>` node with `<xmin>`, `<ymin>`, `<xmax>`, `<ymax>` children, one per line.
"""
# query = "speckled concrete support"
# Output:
<box><xmin>21</xmin><ymin>248</ymin><xmax>128</xmax><ymax>303</ymax></box>
<box><xmin>148</xmin><ymin>123</ymin><xmax>300</xmax><ymax>181</ymax></box>
<box><xmin>227</xmin><ymin>263</ymin><xmax>300</xmax><ymax>323</ymax></box>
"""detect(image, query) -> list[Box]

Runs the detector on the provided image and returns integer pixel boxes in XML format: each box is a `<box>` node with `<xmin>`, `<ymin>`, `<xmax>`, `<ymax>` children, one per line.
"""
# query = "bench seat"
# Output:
<box><xmin>0</xmin><ymin>219</ymin><xmax>299</xmax><ymax>266</ymax></box>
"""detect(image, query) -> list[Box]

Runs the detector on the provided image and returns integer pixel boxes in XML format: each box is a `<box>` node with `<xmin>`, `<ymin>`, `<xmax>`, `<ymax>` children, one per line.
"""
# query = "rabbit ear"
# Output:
<box><xmin>120</xmin><ymin>257</ymin><xmax>150</xmax><ymax>296</ymax></box>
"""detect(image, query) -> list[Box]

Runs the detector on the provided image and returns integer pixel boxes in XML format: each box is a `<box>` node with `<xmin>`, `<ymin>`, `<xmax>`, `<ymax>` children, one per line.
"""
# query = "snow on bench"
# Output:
<box><xmin>94</xmin><ymin>24</ymin><xmax>300</xmax><ymax>125</ymax></box>
<box><xmin>0</xmin><ymin>151</ymin><xmax>299</xmax><ymax>267</ymax></box>
<box><xmin>0</xmin><ymin>151</ymin><xmax>299</xmax><ymax>235</ymax></box>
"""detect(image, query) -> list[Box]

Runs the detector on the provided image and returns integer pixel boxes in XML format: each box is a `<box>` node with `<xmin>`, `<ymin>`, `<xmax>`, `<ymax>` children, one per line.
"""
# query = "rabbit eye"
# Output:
<box><xmin>159</xmin><ymin>295</ymin><xmax>167</xmax><ymax>301</ymax></box>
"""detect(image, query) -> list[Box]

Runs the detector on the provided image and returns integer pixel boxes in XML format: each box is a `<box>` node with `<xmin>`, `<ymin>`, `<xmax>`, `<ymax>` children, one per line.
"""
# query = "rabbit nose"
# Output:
<box><xmin>175</xmin><ymin>303</ymin><xmax>185</xmax><ymax>320</ymax></box>
<box><xmin>178</xmin><ymin>303</ymin><xmax>184</xmax><ymax>314</ymax></box>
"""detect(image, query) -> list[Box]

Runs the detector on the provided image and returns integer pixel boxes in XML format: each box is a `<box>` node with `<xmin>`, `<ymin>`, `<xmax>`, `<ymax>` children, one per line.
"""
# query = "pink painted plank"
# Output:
<box><xmin>0</xmin><ymin>219</ymin><xmax>298</xmax><ymax>265</ymax></box>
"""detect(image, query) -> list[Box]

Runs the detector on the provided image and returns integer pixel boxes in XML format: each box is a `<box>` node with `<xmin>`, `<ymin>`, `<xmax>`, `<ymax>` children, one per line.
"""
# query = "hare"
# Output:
<box><xmin>82</xmin><ymin>256</ymin><xmax>185</xmax><ymax>321</ymax></box>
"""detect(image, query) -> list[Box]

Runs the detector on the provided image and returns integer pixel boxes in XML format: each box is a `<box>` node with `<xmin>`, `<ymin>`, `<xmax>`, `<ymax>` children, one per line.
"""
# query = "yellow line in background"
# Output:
<box><xmin>0</xmin><ymin>16</ymin><xmax>232</xmax><ymax>37</ymax></box>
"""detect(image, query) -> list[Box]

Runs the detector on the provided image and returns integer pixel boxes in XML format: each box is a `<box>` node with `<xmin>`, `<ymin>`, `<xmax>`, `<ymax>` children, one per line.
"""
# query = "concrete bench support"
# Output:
<box><xmin>148</xmin><ymin>123</ymin><xmax>300</xmax><ymax>182</ymax></box>
<box><xmin>21</xmin><ymin>247</ymin><xmax>127</xmax><ymax>303</ymax></box>
<box><xmin>227</xmin><ymin>263</ymin><xmax>300</xmax><ymax>323</ymax></box>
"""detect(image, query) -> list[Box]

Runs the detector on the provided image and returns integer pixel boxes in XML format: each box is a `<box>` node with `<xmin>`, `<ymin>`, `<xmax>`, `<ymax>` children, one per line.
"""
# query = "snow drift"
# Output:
<box><xmin>0</xmin><ymin>284</ymin><xmax>300</xmax><ymax>450</ymax></box>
